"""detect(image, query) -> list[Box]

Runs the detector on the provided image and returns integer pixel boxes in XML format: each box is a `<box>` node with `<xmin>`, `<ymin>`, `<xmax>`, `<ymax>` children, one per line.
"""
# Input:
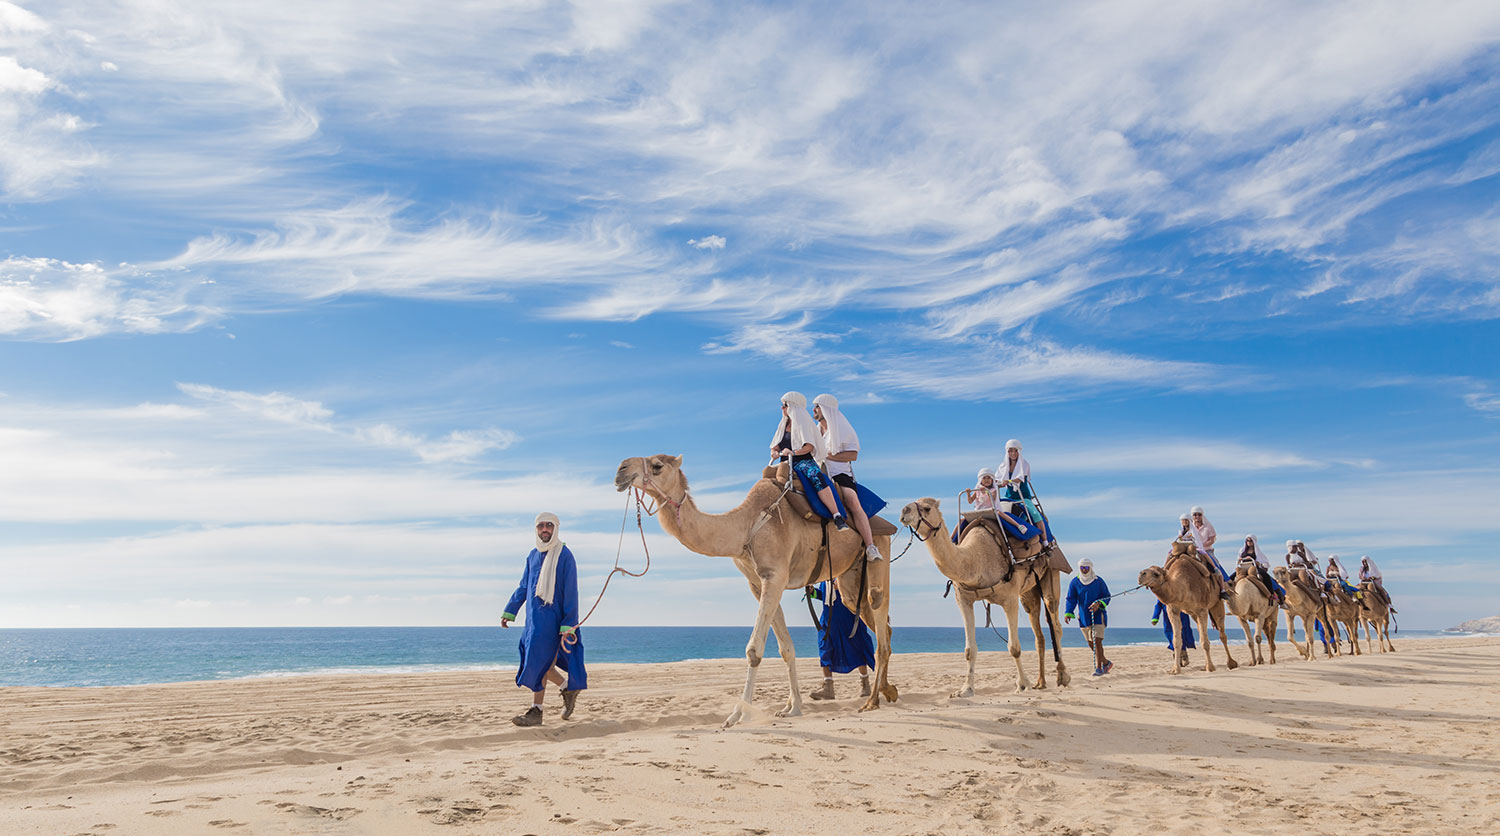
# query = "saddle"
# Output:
<box><xmin>1166</xmin><ymin>542</ymin><xmax>1213</xmax><ymax>581</ymax></box>
<box><xmin>762</xmin><ymin>464</ymin><xmax>898</xmax><ymax>536</ymax></box>
<box><xmin>1234</xmin><ymin>561</ymin><xmax>1272</xmax><ymax>601</ymax></box>
<box><xmin>958</xmin><ymin>511</ymin><xmax>1043</xmax><ymax>559</ymax></box>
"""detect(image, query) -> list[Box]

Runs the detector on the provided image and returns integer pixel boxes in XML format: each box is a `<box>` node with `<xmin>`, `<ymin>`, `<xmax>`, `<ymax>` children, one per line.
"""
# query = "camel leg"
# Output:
<box><xmin>856</xmin><ymin>575</ymin><xmax>895</xmax><ymax>711</ymax></box>
<box><xmin>725</xmin><ymin>575</ymin><xmax>789</xmax><ymax>728</ymax></box>
<box><xmin>1349</xmin><ymin>620</ymin><xmax>1362</xmax><ymax>655</ymax></box>
<box><xmin>1194</xmin><ymin>610</ymin><xmax>1216</xmax><ymax>672</ymax></box>
<box><xmin>1237</xmin><ymin>616</ymin><xmax>1258</xmax><ymax>666</ymax></box>
<box><xmin>1043</xmin><ymin>575</ymin><xmax>1070</xmax><ymax>687</ymax></box>
<box><xmin>1384</xmin><ymin>622</ymin><xmax>1396</xmax><ymax>653</ymax></box>
<box><xmin>766</xmin><ymin>605</ymin><xmax>802</xmax><ymax>718</ymax></box>
<box><xmin>1168</xmin><ymin>606</ymin><xmax>1184</xmax><ymax>674</ymax></box>
<box><xmin>997</xmin><ymin>596</ymin><xmax>1027</xmax><ymax>694</ymax></box>
<box><xmin>1213</xmin><ymin>605</ymin><xmax>1238</xmax><ymax>670</ymax></box>
<box><xmin>1025</xmin><ymin>593</ymin><xmax>1048</xmax><ymax>690</ymax></box>
<box><xmin>1265</xmin><ymin>612</ymin><xmax>1278</xmax><ymax>665</ymax></box>
<box><xmin>954</xmin><ymin>595</ymin><xmax>979</xmax><ymax>698</ymax></box>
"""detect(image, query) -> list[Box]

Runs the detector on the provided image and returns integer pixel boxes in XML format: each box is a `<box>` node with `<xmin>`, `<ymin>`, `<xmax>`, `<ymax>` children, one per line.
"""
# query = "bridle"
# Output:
<box><xmin>637</xmin><ymin>467</ymin><xmax>686</xmax><ymax>528</ymax></box>
<box><xmin>908</xmin><ymin>506</ymin><xmax>941</xmax><ymax>542</ymax></box>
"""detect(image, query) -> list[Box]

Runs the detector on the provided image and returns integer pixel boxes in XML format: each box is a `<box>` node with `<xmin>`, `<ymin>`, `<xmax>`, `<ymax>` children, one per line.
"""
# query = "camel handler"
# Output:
<box><xmin>1188</xmin><ymin>506</ymin><xmax>1232</xmax><ymax>599</ymax></box>
<box><xmin>1151</xmin><ymin>599</ymin><xmax>1195</xmax><ymax>667</ymax></box>
<box><xmin>807</xmin><ymin>581</ymin><xmax>875</xmax><ymax>700</ymax></box>
<box><xmin>501</xmin><ymin>512</ymin><xmax>586</xmax><ymax>727</ymax></box>
<box><xmin>1359</xmin><ymin>556</ymin><xmax>1395</xmax><ymax>611</ymax></box>
<box><xmin>812</xmin><ymin>393</ymin><xmax>882</xmax><ymax>561</ymax></box>
<box><xmin>1065</xmin><ymin>558</ymin><xmax>1112</xmax><ymax>676</ymax></box>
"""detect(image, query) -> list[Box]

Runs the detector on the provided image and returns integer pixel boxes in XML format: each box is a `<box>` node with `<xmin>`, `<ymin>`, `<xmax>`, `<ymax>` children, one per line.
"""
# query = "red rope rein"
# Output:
<box><xmin>561</xmin><ymin>488</ymin><xmax>653</xmax><ymax>652</ymax></box>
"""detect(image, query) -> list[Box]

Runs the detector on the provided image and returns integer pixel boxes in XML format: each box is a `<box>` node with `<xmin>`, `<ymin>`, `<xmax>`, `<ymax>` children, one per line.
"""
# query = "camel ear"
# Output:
<box><xmin>667</xmin><ymin>454</ymin><xmax>682</xmax><ymax>467</ymax></box>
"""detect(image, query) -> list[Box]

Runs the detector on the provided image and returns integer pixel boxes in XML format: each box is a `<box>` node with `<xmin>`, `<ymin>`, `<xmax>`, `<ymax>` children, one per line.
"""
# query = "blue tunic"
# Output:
<box><xmin>1152</xmin><ymin>601</ymin><xmax>1197</xmax><ymax>649</ymax></box>
<box><xmin>816</xmin><ymin>582</ymin><xmax>875</xmax><ymax>674</ymax></box>
<box><xmin>1065</xmin><ymin>576</ymin><xmax>1110</xmax><ymax>628</ymax></box>
<box><xmin>503</xmin><ymin>545</ymin><xmax>587</xmax><ymax>692</ymax></box>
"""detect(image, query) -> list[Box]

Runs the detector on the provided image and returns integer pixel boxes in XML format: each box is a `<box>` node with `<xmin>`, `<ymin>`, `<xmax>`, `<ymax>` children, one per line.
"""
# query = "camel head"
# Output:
<box><xmin>1138</xmin><ymin>565</ymin><xmax>1167</xmax><ymax>590</ymax></box>
<box><xmin>898</xmin><ymin>498</ymin><xmax>944</xmax><ymax>536</ymax></box>
<box><xmin>615</xmin><ymin>454</ymin><xmax>687</xmax><ymax>502</ymax></box>
<box><xmin>1271</xmin><ymin>566</ymin><xmax>1291</xmax><ymax>585</ymax></box>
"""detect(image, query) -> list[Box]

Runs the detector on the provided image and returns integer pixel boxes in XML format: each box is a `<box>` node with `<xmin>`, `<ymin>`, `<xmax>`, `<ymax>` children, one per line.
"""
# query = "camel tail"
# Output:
<box><xmin>1042</xmin><ymin>597</ymin><xmax>1061</xmax><ymax>664</ymax></box>
<box><xmin>1391</xmin><ymin>612</ymin><xmax>1399</xmax><ymax>634</ymax></box>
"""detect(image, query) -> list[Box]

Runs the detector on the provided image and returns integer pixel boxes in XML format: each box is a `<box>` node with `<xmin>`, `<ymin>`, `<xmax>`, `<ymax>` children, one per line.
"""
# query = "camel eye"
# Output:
<box><xmin>650</xmin><ymin>463</ymin><xmax>662</xmax><ymax>473</ymax></box>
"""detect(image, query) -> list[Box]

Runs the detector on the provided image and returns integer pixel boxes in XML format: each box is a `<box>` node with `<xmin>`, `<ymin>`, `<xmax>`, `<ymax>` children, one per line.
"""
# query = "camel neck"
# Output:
<box><xmin>924</xmin><ymin>520</ymin><xmax>1005</xmax><ymax>589</ymax></box>
<box><xmin>657</xmin><ymin>491</ymin><xmax>764</xmax><ymax>558</ymax></box>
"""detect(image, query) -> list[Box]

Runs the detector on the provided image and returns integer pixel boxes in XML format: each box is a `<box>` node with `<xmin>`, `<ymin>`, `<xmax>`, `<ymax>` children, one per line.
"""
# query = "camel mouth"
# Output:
<box><xmin>614</xmin><ymin>461</ymin><xmax>640</xmax><ymax>493</ymax></box>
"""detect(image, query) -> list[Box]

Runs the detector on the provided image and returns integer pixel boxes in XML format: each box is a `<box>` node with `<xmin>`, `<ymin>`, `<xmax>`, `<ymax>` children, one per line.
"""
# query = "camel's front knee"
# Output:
<box><xmin>746</xmin><ymin>647</ymin><xmax>763</xmax><ymax>667</ymax></box>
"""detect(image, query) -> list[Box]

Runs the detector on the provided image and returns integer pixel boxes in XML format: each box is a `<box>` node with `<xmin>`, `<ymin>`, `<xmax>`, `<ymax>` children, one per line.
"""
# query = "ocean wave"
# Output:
<box><xmin>230</xmin><ymin>663</ymin><xmax>517</xmax><ymax>680</ymax></box>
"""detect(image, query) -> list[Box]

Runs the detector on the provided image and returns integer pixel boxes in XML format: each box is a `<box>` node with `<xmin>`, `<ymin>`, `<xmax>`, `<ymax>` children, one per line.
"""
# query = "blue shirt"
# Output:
<box><xmin>1065</xmin><ymin>576</ymin><xmax>1110</xmax><ymax>628</ymax></box>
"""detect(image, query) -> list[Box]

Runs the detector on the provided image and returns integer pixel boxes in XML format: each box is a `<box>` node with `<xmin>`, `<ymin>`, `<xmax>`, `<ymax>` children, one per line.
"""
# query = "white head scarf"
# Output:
<box><xmin>1326</xmin><ymin>554</ymin><xmax>1349</xmax><ymax>580</ymax></box>
<box><xmin>999</xmin><ymin>439</ymin><xmax>1029</xmax><ymax>483</ymax></box>
<box><xmin>1300</xmin><ymin>542</ymin><xmax>1318</xmax><ymax>567</ymax></box>
<box><xmin>1188</xmin><ymin>509</ymin><xmax>1215</xmax><ymax>552</ymax></box>
<box><xmin>533</xmin><ymin>512</ymin><xmax>565</xmax><ymax>605</ymax></box>
<box><xmin>1359</xmin><ymin>555</ymin><xmax>1382</xmax><ymax>581</ymax></box>
<box><xmin>812</xmin><ymin>393</ymin><xmax>859</xmax><ymax>456</ymax></box>
<box><xmin>1243</xmin><ymin>534</ymin><xmax>1270</xmax><ymax>568</ymax></box>
<box><xmin>770</xmin><ymin>391</ymin><xmax>826</xmax><ymax>463</ymax></box>
<box><xmin>975</xmin><ymin>467</ymin><xmax>996</xmax><ymax>487</ymax></box>
<box><xmin>1077</xmin><ymin>557</ymin><xmax>1098</xmax><ymax>585</ymax></box>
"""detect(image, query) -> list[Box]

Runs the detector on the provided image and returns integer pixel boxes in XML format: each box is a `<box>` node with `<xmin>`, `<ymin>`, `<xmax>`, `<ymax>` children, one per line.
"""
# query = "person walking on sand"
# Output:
<box><xmin>1065</xmin><ymin>558</ymin><xmax>1112</xmax><ymax>676</ymax></box>
<box><xmin>1152</xmin><ymin>600</ymin><xmax>1196</xmax><ymax>667</ymax></box>
<box><xmin>807</xmin><ymin>581</ymin><xmax>875</xmax><ymax>700</ymax></box>
<box><xmin>813</xmin><ymin>393</ymin><xmax>883</xmax><ymax>561</ymax></box>
<box><xmin>501</xmin><ymin>512</ymin><xmax>586</xmax><ymax>726</ymax></box>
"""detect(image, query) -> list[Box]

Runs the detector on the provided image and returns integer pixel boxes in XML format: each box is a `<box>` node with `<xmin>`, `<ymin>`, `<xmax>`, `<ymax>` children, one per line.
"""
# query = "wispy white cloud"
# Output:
<box><xmin>0</xmin><ymin>257</ymin><xmax>209</xmax><ymax>341</ymax></box>
<box><xmin>688</xmin><ymin>235</ymin><xmax>725</xmax><ymax>250</ymax></box>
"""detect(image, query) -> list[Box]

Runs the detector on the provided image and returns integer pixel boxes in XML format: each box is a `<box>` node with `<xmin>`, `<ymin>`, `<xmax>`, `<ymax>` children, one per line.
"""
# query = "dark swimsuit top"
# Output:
<box><xmin>781</xmin><ymin>430</ymin><xmax>813</xmax><ymax>463</ymax></box>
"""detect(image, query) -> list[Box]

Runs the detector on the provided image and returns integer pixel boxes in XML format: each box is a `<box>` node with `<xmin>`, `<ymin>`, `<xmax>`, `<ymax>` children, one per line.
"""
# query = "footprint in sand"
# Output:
<box><xmin>207</xmin><ymin>820</ymin><xmax>247</xmax><ymax>829</ymax></box>
<box><xmin>273</xmin><ymin>802</ymin><xmax>361</xmax><ymax>821</ymax></box>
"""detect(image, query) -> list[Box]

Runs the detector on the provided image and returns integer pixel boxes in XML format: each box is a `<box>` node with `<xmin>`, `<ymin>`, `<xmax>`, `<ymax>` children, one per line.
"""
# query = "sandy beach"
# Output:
<box><xmin>3</xmin><ymin>636</ymin><xmax>1498</xmax><ymax>835</ymax></box>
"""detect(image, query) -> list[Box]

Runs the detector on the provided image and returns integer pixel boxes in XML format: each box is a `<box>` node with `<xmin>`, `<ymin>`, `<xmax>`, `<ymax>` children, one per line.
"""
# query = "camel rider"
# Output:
<box><xmin>953</xmin><ymin>468</ymin><xmax>1028</xmax><ymax>544</ymax></box>
<box><xmin>502</xmin><ymin>512</ymin><xmax>586</xmax><ymax>726</ymax></box>
<box><xmin>1064</xmin><ymin>559</ymin><xmax>1112</xmax><ymax>676</ymax></box>
<box><xmin>1359</xmin><ymin>556</ymin><xmax>1395</xmax><ymax>610</ymax></box>
<box><xmin>812</xmin><ymin>394</ymin><xmax>882</xmax><ymax>561</ymax></box>
<box><xmin>770</xmin><ymin>392</ymin><xmax>848</xmax><ymax>533</ymax></box>
<box><xmin>807</xmin><ymin>580</ymin><xmax>874</xmax><ymax>700</ymax></box>
<box><xmin>998</xmin><ymin>439</ymin><xmax>1052</xmax><ymax>543</ymax></box>
<box><xmin>1325</xmin><ymin>554</ymin><xmax>1360</xmax><ymax>601</ymax></box>
<box><xmin>1188</xmin><ymin>506</ymin><xmax>1232</xmax><ymax>599</ymax></box>
<box><xmin>1239</xmin><ymin>534</ymin><xmax>1286</xmax><ymax>606</ymax></box>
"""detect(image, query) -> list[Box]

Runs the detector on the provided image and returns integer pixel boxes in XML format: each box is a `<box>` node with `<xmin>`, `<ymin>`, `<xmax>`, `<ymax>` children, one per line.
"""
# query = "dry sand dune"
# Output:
<box><xmin>3</xmin><ymin>636</ymin><xmax>1498</xmax><ymax>835</ymax></box>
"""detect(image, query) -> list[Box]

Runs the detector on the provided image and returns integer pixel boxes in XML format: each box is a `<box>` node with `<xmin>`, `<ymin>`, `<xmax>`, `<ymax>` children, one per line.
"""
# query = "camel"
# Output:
<box><xmin>1357</xmin><ymin>581</ymin><xmax>1396</xmax><ymax>653</ymax></box>
<box><xmin>898</xmin><ymin>499</ymin><xmax>1070</xmax><ymax>695</ymax></box>
<box><xmin>1226</xmin><ymin>558</ymin><xmax>1279</xmax><ymax>666</ymax></box>
<box><xmin>1271</xmin><ymin>566</ymin><xmax>1323</xmax><ymax>661</ymax></box>
<box><xmin>1138</xmin><ymin>541</ymin><xmax>1239</xmax><ymax>674</ymax></box>
<box><xmin>615</xmin><ymin>454</ymin><xmax>897</xmax><ymax>728</ymax></box>
<box><xmin>1321</xmin><ymin>586</ymin><xmax>1363</xmax><ymax>657</ymax></box>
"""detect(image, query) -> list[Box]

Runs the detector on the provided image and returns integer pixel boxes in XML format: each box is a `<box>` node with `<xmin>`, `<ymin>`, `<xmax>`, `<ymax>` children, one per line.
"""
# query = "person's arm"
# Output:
<box><xmin>826</xmin><ymin>448</ymin><xmax>858</xmax><ymax>463</ymax></box>
<box><xmin>1091</xmin><ymin>581</ymin><xmax>1110</xmax><ymax>623</ymax></box>
<box><xmin>558</xmin><ymin>548</ymin><xmax>580</xmax><ymax>636</ymax></box>
<box><xmin>501</xmin><ymin>557</ymin><xmax>531</xmax><ymax>626</ymax></box>
<box><xmin>1064</xmin><ymin>580</ymin><xmax>1079</xmax><ymax>621</ymax></box>
<box><xmin>1152</xmin><ymin>600</ymin><xmax>1164</xmax><ymax>624</ymax></box>
<box><xmin>791</xmin><ymin>442</ymin><xmax>815</xmax><ymax>456</ymax></box>
<box><xmin>1203</xmin><ymin>523</ymin><xmax>1216</xmax><ymax>549</ymax></box>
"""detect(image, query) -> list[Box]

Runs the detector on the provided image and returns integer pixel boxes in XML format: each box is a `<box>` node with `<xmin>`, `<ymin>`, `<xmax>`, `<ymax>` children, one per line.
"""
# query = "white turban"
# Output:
<box><xmin>533</xmin><ymin>512</ymin><xmax>564</xmax><ymax>605</ymax></box>
<box><xmin>976</xmin><ymin>467</ymin><xmax>995</xmax><ymax>484</ymax></box>
<box><xmin>1360</xmin><ymin>556</ymin><xmax>1382</xmax><ymax>582</ymax></box>
<box><xmin>770</xmin><ymin>392</ymin><xmax>827</xmax><ymax>463</ymax></box>
<box><xmin>813</xmin><ymin>393</ymin><xmax>859</xmax><ymax>459</ymax></box>
<box><xmin>1077</xmin><ymin>557</ymin><xmax>1098</xmax><ymax>585</ymax></box>
<box><xmin>1180</xmin><ymin>514</ymin><xmax>1191</xmax><ymax>522</ymax></box>
<box><xmin>998</xmin><ymin>439</ymin><xmax>1029</xmax><ymax>484</ymax></box>
<box><xmin>1190</xmin><ymin>505</ymin><xmax>1205</xmax><ymax>515</ymax></box>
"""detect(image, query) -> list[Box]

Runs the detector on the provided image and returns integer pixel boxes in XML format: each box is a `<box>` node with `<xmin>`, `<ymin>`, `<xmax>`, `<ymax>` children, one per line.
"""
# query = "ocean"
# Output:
<box><xmin>0</xmin><ymin>625</ymin><xmax>1457</xmax><ymax>688</ymax></box>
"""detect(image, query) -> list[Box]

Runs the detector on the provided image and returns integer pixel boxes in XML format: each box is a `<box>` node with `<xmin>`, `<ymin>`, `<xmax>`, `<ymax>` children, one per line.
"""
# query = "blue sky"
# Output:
<box><xmin>1</xmin><ymin>0</ymin><xmax>1498</xmax><ymax>632</ymax></box>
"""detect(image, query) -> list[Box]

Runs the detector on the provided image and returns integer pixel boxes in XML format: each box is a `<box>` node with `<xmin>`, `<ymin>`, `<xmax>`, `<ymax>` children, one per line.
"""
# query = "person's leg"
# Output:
<box><xmin>858</xmin><ymin>665</ymin><xmax>871</xmax><ymax>697</ymax></box>
<box><xmin>840</xmin><ymin>485</ymin><xmax>874</xmax><ymax>547</ymax></box>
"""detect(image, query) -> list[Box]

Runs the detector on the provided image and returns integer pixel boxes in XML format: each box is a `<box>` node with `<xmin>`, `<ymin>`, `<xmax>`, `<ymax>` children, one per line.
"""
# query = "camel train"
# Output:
<box><xmin>615</xmin><ymin>454</ymin><xmax>1394</xmax><ymax>727</ymax></box>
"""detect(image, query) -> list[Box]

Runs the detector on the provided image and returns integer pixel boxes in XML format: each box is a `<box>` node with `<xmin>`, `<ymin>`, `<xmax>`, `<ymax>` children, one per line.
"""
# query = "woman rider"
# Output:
<box><xmin>812</xmin><ymin>393</ymin><xmax>882</xmax><ymax>561</ymax></box>
<box><xmin>1359</xmin><ymin>556</ymin><xmax>1395</xmax><ymax>610</ymax></box>
<box><xmin>1238</xmin><ymin>534</ymin><xmax>1286</xmax><ymax>605</ymax></box>
<box><xmin>998</xmin><ymin>439</ymin><xmax>1053</xmax><ymax>544</ymax></box>
<box><xmin>770</xmin><ymin>392</ymin><xmax>847</xmax><ymax>531</ymax></box>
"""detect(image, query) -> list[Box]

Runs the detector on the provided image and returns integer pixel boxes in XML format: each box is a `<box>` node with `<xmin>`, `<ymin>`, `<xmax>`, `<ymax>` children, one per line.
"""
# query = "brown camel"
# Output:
<box><xmin>615</xmin><ymin>455</ymin><xmax>896</xmax><ymax>727</ymax></box>
<box><xmin>1357</xmin><ymin>581</ymin><xmax>1396</xmax><ymax>653</ymax></box>
<box><xmin>1226</xmin><ymin>558</ymin><xmax>1279</xmax><ymax>666</ymax></box>
<box><xmin>1271</xmin><ymin>566</ymin><xmax>1322</xmax><ymax>661</ymax></box>
<box><xmin>1322</xmin><ymin>586</ymin><xmax>1363</xmax><ymax>657</ymax></box>
<box><xmin>899</xmin><ymin>499</ymin><xmax>1070</xmax><ymax>695</ymax></box>
<box><xmin>1138</xmin><ymin>541</ymin><xmax>1239</xmax><ymax>674</ymax></box>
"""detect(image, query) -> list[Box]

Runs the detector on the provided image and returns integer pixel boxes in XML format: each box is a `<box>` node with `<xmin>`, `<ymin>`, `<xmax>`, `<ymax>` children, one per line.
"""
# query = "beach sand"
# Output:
<box><xmin>3</xmin><ymin>636</ymin><xmax>1498</xmax><ymax>835</ymax></box>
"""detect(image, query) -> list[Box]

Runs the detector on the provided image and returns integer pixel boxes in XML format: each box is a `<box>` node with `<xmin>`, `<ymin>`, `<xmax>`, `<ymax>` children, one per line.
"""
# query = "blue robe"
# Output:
<box><xmin>1153</xmin><ymin>601</ymin><xmax>1197</xmax><ymax>650</ymax></box>
<box><xmin>1065</xmin><ymin>576</ymin><xmax>1110</xmax><ymax>628</ymax></box>
<box><xmin>503</xmin><ymin>545</ymin><xmax>587</xmax><ymax>692</ymax></box>
<box><xmin>816</xmin><ymin>583</ymin><xmax>875</xmax><ymax>674</ymax></box>
<box><xmin>793</xmin><ymin>468</ymin><xmax>887</xmax><ymax>521</ymax></box>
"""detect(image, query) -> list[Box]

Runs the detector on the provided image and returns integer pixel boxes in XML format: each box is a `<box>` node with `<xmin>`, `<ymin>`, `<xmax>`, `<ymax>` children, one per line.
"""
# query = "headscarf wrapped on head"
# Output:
<box><xmin>1242</xmin><ymin>534</ymin><xmax>1270</xmax><ymax>568</ymax></box>
<box><xmin>533</xmin><ymin>512</ymin><xmax>565</xmax><ymax>605</ymax></box>
<box><xmin>770</xmin><ymin>391</ymin><xmax>826</xmax><ymax>463</ymax></box>
<box><xmin>975</xmin><ymin>467</ymin><xmax>996</xmax><ymax>488</ymax></box>
<box><xmin>998</xmin><ymin>439</ymin><xmax>1029</xmax><ymax>484</ymax></box>
<box><xmin>1077</xmin><ymin>557</ymin><xmax>1099</xmax><ymax>585</ymax></box>
<box><xmin>812</xmin><ymin>394</ymin><xmax>859</xmax><ymax>457</ymax></box>
<box><xmin>1326</xmin><ymin>554</ymin><xmax>1349</xmax><ymax>580</ymax></box>
<box><xmin>1359</xmin><ymin>555</ymin><xmax>1382</xmax><ymax>581</ymax></box>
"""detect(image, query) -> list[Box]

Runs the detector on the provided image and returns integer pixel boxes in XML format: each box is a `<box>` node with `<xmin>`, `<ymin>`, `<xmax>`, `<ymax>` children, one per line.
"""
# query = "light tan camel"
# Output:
<box><xmin>898</xmin><ymin>499</ymin><xmax>1070</xmax><ymax>695</ymax></box>
<box><xmin>615</xmin><ymin>455</ymin><xmax>896</xmax><ymax>728</ymax></box>
<box><xmin>1272</xmin><ymin>566</ymin><xmax>1322</xmax><ymax>661</ymax></box>
<box><xmin>1357</xmin><ymin>581</ymin><xmax>1396</xmax><ymax>653</ymax></box>
<box><xmin>1322</xmin><ymin>586</ymin><xmax>1362</xmax><ymax>657</ymax></box>
<box><xmin>1226</xmin><ymin>558</ymin><xmax>1279</xmax><ymax>666</ymax></box>
<box><xmin>1138</xmin><ymin>541</ymin><xmax>1239</xmax><ymax>674</ymax></box>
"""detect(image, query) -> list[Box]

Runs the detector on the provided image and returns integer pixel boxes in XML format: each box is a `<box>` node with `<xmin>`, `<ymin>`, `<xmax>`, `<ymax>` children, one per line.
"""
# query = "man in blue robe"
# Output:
<box><xmin>502</xmin><ymin>512</ymin><xmax>586</xmax><ymax>726</ymax></box>
<box><xmin>1152</xmin><ymin>600</ymin><xmax>1196</xmax><ymax>666</ymax></box>
<box><xmin>808</xmin><ymin>581</ymin><xmax>875</xmax><ymax>700</ymax></box>
<box><xmin>1065</xmin><ymin>558</ymin><xmax>1112</xmax><ymax>676</ymax></box>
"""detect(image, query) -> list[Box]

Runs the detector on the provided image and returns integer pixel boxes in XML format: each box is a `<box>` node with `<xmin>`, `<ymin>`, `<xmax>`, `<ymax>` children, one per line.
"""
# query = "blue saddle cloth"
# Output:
<box><xmin>793</xmin><ymin>469</ymin><xmax>887</xmax><ymax>522</ymax></box>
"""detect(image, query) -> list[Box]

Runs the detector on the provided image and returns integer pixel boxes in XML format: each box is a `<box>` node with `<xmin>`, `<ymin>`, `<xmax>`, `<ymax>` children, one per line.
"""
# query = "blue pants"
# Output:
<box><xmin>792</xmin><ymin>459</ymin><xmax>832</xmax><ymax>494</ymax></box>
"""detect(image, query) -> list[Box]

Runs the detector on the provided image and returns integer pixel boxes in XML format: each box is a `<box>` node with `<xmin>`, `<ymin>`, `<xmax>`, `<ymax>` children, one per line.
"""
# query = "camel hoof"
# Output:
<box><xmin>951</xmin><ymin>687</ymin><xmax>975</xmax><ymax>698</ymax></box>
<box><xmin>881</xmin><ymin>685</ymin><xmax>899</xmax><ymax>703</ymax></box>
<box><xmin>1226</xmin><ymin>659</ymin><xmax>1239</xmax><ymax>670</ymax></box>
<box><xmin>723</xmin><ymin>707</ymin><xmax>745</xmax><ymax>729</ymax></box>
<box><xmin>858</xmin><ymin>698</ymin><xmax>879</xmax><ymax>713</ymax></box>
<box><xmin>1167</xmin><ymin>667</ymin><xmax>1180</xmax><ymax>675</ymax></box>
<box><xmin>1057</xmin><ymin>671</ymin><xmax>1071</xmax><ymax>688</ymax></box>
<box><xmin>1032</xmin><ymin>679</ymin><xmax>1047</xmax><ymax>690</ymax></box>
<box><xmin>774</xmin><ymin>705</ymin><xmax>802</xmax><ymax>719</ymax></box>
<box><xmin>1204</xmin><ymin>665</ymin><xmax>1215</xmax><ymax>673</ymax></box>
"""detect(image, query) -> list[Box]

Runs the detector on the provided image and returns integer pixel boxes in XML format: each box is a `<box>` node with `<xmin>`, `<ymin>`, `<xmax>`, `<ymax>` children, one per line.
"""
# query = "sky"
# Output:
<box><xmin>2</xmin><ymin>0</ymin><xmax>1498</xmax><ymax>633</ymax></box>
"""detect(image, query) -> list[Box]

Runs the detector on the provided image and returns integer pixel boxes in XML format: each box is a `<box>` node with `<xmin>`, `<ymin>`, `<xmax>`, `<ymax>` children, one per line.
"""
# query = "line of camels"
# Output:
<box><xmin>615</xmin><ymin>454</ymin><xmax>1397</xmax><ymax>728</ymax></box>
